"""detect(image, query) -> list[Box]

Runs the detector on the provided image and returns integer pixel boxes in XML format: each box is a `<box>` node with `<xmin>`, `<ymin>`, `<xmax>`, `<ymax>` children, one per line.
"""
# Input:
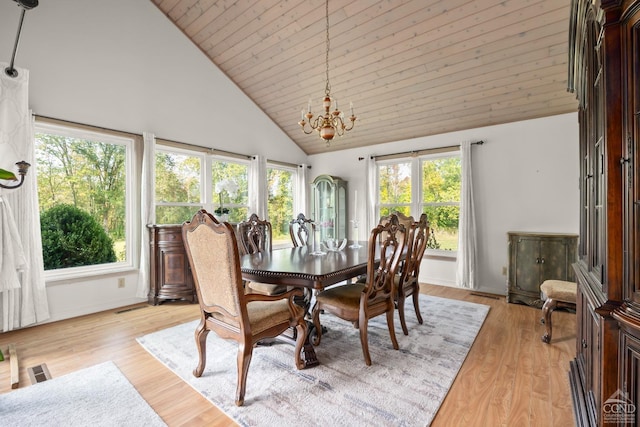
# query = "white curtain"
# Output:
<box><xmin>295</xmin><ymin>164</ymin><xmax>309</xmax><ymax>216</ymax></box>
<box><xmin>136</xmin><ymin>132</ymin><xmax>156</xmax><ymax>299</ymax></box>
<box><xmin>456</xmin><ymin>140</ymin><xmax>477</xmax><ymax>289</ymax></box>
<box><xmin>249</xmin><ymin>155</ymin><xmax>267</xmax><ymax>219</ymax></box>
<box><xmin>0</xmin><ymin>64</ymin><xmax>50</xmax><ymax>331</ymax></box>
<box><xmin>365</xmin><ymin>156</ymin><xmax>378</xmax><ymax>241</ymax></box>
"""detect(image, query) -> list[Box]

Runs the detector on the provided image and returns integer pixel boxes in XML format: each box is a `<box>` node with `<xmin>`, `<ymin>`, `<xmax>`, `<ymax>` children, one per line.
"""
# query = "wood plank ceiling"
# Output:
<box><xmin>150</xmin><ymin>0</ymin><xmax>578</xmax><ymax>155</ymax></box>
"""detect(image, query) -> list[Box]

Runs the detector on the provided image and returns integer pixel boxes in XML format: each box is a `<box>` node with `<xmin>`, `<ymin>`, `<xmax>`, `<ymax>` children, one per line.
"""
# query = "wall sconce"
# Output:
<box><xmin>0</xmin><ymin>161</ymin><xmax>31</xmax><ymax>190</ymax></box>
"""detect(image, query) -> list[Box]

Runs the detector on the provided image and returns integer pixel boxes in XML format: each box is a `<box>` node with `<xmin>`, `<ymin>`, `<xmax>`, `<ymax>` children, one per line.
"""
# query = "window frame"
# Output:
<box><xmin>34</xmin><ymin>120</ymin><xmax>138</xmax><ymax>281</ymax></box>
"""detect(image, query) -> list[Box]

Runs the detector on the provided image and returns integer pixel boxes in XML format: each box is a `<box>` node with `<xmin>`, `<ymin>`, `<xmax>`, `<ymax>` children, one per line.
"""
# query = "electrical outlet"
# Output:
<box><xmin>117</xmin><ymin>278</ymin><xmax>125</xmax><ymax>288</ymax></box>
<box><xmin>502</xmin><ymin>266</ymin><xmax>507</xmax><ymax>276</ymax></box>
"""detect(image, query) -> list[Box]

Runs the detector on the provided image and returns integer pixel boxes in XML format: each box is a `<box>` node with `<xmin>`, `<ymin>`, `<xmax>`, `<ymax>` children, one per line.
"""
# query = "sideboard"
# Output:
<box><xmin>147</xmin><ymin>224</ymin><xmax>197</xmax><ymax>305</ymax></box>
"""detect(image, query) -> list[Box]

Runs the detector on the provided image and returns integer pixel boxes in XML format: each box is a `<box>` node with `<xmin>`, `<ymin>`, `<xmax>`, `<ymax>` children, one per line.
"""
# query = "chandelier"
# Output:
<box><xmin>299</xmin><ymin>0</ymin><xmax>356</xmax><ymax>145</ymax></box>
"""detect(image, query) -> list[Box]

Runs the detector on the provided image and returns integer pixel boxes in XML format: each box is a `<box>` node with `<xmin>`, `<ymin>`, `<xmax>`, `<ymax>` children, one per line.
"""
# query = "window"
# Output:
<box><xmin>35</xmin><ymin>122</ymin><xmax>134</xmax><ymax>275</ymax></box>
<box><xmin>155</xmin><ymin>148</ymin><xmax>203</xmax><ymax>224</ymax></box>
<box><xmin>376</xmin><ymin>151</ymin><xmax>461</xmax><ymax>254</ymax></box>
<box><xmin>421</xmin><ymin>154</ymin><xmax>461</xmax><ymax>252</ymax></box>
<box><xmin>378</xmin><ymin>161</ymin><xmax>412</xmax><ymax>217</ymax></box>
<box><xmin>154</xmin><ymin>146</ymin><xmax>250</xmax><ymax>225</ymax></box>
<box><xmin>211</xmin><ymin>157</ymin><xmax>249</xmax><ymax>223</ymax></box>
<box><xmin>267</xmin><ymin>164</ymin><xmax>296</xmax><ymax>246</ymax></box>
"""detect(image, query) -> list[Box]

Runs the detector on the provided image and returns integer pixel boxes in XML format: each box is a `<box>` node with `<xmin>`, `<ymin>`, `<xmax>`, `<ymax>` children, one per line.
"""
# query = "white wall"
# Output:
<box><xmin>309</xmin><ymin>112</ymin><xmax>580</xmax><ymax>295</ymax></box>
<box><xmin>0</xmin><ymin>0</ymin><xmax>307</xmax><ymax>322</ymax></box>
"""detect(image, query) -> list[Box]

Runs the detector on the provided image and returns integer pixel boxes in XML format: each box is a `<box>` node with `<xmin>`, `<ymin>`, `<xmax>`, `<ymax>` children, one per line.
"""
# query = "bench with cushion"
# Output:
<box><xmin>540</xmin><ymin>280</ymin><xmax>577</xmax><ymax>343</ymax></box>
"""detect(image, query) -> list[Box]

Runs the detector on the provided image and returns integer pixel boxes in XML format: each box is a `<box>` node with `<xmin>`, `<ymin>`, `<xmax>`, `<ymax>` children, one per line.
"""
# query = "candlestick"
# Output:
<box><xmin>354</xmin><ymin>190</ymin><xmax>357</xmax><ymax>218</ymax></box>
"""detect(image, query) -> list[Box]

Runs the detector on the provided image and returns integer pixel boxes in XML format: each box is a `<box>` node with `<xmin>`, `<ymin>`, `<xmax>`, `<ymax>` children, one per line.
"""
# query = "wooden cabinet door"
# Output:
<box><xmin>540</xmin><ymin>238</ymin><xmax>576</xmax><ymax>283</ymax></box>
<box><xmin>513</xmin><ymin>236</ymin><xmax>541</xmax><ymax>294</ymax></box>
<box><xmin>627</xmin><ymin>11</ymin><xmax>640</xmax><ymax>305</ymax></box>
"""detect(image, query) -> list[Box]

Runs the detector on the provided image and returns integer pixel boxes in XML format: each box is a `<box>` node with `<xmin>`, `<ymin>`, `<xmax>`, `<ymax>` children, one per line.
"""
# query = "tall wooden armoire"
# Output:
<box><xmin>568</xmin><ymin>1</ymin><xmax>640</xmax><ymax>425</ymax></box>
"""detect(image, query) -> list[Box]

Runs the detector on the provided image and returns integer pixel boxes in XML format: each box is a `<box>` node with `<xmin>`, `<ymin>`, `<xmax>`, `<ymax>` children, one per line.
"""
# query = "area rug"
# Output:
<box><xmin>137</xmin><ymin>295</ymin><xmax>489</xmax><ymax>427</ymax></box>
<box><xmin>0</xmin><ymin>361</ymin><xmax>166</xmax><ymax>426</ymax></box>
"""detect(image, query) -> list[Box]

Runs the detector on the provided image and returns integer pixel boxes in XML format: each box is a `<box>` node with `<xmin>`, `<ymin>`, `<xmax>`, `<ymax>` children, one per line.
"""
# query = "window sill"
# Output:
<box><xmin>45</xmin><ymin>262</ymin><xmax>137</xmax><ymax>286</ymax></box>
<box><xmin>424</xmin><ymin>249</ymin><xmax>458</xmax><ymax>260</ymax></box>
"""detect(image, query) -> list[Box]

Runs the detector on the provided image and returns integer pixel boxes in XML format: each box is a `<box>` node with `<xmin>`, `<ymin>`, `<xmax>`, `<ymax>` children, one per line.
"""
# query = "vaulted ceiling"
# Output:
<box><xmin>151</xmin><ymin>0</ymin><xmax>578</xmax><ymax>155</ymax></box>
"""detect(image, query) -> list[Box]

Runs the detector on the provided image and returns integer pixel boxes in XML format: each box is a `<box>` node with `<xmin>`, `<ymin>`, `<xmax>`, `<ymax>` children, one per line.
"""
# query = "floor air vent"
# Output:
<box><xmin>27</xmin><ymin>363</ymin><xmax>52</xmax><ymax>384</ymax></box>
<box><xmin>470</xmin><ymin>292</ymin><xmax>500</xmax><ymax>300</ymax></box>
<box><xmin>115</xmin><ymin>305</ymin><xmax>146</xmax><ymax>314</ymax></box>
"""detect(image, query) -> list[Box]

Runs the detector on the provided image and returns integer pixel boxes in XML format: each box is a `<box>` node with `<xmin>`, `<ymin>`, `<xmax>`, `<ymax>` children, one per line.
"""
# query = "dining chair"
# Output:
<box><xmin>379</xmin><ymin>211</ymin><xmax>414</xmax><ymax>237</ymax></box>
<box><xmin>311</xmin><ymin>214</ymin><xmax>408</xmax><ymax>366</ymax></box>
<box><xmin>289</xmin><ymin>212</ymin><xmax>316</xmax><ymax>247</ymax></box>
<box><xmin>396</xmin><ymin>213</ymin><xmax>429</xmax><ymax>335</ymax></box>
<box><xmin>237</xmin><ymin>213</ymin><xmax>272</xmax><ymax>255</ymax></box>
<box><xmin>236</xmin><ymin>213</ymin><xmax>287</xmax><ymax>295</ymax></box>
<box><xmin>182</xmin><ymin>209</ymin><xmax>307</xmax><ymax>406</ymax></box>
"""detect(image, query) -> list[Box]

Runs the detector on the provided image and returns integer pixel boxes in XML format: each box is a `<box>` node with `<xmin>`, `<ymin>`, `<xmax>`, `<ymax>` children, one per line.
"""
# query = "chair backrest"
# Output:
<box><xmin>378</xmin><ymin>211</ymin><xmax>414</xmax><ymax>246</ymax></box>
<box><xmin>364</xmin><ymin>214</ymin><xmax>408</xmax><ymax>301</ymax></box>
<box><xmin>236</xmin><ymin>213</ymin><xmax>272</xmax><ymax>255</ymax></box>
<box><xmin>182</xmin><ymin>209</ymin><xmax>246</xmax><ymax>327</ymax></box>
<box><xmin>400</xmin><ymin>213</ymin><xmax>430</xmax><ymax>284</ymax></box>
<box><xmin>289</xmin><ymin>213</ymin><xmax>316</xmax><ymax>247</ymax></box>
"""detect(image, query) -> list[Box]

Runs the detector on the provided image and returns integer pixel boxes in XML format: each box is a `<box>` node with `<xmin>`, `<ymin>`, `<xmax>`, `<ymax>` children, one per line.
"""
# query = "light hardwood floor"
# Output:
<box><xmin>0</xmin><ymin>284</ymin><xmax>575</xmax><ymax>426</ymax></box>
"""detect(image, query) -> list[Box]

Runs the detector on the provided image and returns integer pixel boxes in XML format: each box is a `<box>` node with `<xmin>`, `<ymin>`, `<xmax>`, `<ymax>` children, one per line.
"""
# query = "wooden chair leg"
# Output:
<box><xmin>193</xmin><ymin>321</ymin><xmax>209</xmax><ymax>377</ymax></box>
<box><xmin>359</xmin><ymin>317</ymin><xmax>372</xmax><ymax>366</ymax></box>
<box><xmin>386</xmin><ymin>308</ymin><xmax>399</xmax><ymax>351</ymax></box>
<box><xmin>235</xmin><ymin>342</ymin><xmax>253</xmax><ymax>406</ymax></box>
<box><xmin>397</xmin><ymin>295</ymin><xmax>409</xmax><ymax>336</ymax></box>
<box><xmin>541</xmin><ymin>298</ymin><xmax>558</xmax><ymax>343</ymax></box>
<box><xmin>412</xmin><ymin>286</ymin><xmax>423</xmax><ymax>325</ymax></box>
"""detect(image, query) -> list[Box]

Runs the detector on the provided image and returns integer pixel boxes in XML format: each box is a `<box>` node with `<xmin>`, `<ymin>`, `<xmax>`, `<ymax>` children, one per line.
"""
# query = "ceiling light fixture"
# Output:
<box><xmin>5</xmin><ymin>0</ymin><xmax>39</xmax><ymax>78</ymax></box>
<box><xmin>299</xmin><ymin>0</ymin><xmax>356</xmax><ymax>145</ymax></box>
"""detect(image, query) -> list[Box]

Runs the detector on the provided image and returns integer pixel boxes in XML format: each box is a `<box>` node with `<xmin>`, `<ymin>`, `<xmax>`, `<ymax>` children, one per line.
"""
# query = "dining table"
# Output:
<box><xmin>239</xmin><ymin>241</ymin><xmax>371</xmax><ymax>367</ymax></box>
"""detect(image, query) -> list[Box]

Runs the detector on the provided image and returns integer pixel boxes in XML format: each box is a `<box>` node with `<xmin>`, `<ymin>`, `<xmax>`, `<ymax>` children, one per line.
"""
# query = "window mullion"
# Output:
<box><xmin>203</xmin><ymin>155</ymin><xmax>213</xmax><ymax>212</ymax></box>
<box><xmin>411</xmin><ymin>157</ymin><xmax>421</xmax><ymax>218</ymax></box>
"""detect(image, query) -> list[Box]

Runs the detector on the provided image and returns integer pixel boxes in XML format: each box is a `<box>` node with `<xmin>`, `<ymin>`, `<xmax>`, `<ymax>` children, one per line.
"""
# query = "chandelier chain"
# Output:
<box><xmin>325</xmin><ymin>0</ymin><xmax>331</xmax><ymax>96</ymax></box>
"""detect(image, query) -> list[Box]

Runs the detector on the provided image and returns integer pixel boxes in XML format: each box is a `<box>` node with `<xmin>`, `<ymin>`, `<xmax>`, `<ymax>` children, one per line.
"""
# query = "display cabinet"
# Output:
<box><xmin>311</xmin><ymin>175</ymin><xmax>347</xmax><ymax>242</ymax></box>
<box><xmin>568</xmin><ymin>1</ymin><xmax>640</xmax><ymax>426</ymax></box>
<box><xmin>147</xmin><ymin>224</ymin><xmax>197</xmax><ymax>305</ymax></box>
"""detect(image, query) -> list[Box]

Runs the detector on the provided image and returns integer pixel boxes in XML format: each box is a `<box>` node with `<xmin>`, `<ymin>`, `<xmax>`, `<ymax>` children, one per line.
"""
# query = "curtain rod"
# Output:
<box><xmin>149</xmin><ymin>138</ymin><xmax>309</xmax><ymax>168</ymax></box>
<box><xmin>156</xmin><ymin>137</ymin><xmax>252</xmax><ymax>160</ymax></box>
<box><xmin>35</xmin><ymin>115</ymin><xmax>142</xmax><ymax>139</ymax></box>
<box><xmin>362</xmin><ymin>140</ymin><xmax>484</xmax><ymax>161</ymax></box>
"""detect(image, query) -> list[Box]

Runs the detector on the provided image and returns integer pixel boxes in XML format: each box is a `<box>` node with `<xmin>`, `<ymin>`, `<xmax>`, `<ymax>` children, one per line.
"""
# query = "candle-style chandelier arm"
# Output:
<box><xmin>0</xmin><ymin>161</ymin><xmax>31</xmax><ymax>190</ymax></box>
